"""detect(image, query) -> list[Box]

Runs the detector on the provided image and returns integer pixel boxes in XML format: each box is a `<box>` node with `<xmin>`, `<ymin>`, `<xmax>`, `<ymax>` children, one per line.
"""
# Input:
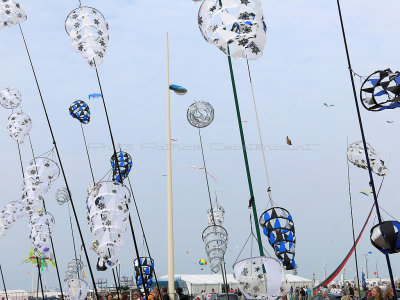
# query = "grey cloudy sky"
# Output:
<box><xmin>0</xmin><ymin>0</ymin><xmax>400</xmax><ymax>291</ymax></box>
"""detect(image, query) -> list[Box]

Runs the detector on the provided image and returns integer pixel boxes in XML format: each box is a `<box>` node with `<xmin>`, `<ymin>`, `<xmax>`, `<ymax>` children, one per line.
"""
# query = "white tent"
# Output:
<box><xmin>159</xmin><ymin>274</ymin><xmax>313</xmax><ymax>295</ymax></box>
<box><xmin>285</xmin><ymin>274</ymin><xmax>313</xmax><ymax>289</ymax></box>
<box><xmin>159</xmin><ymin>274</ymin><xmax>237</xmax><ymax>295</ymax></box>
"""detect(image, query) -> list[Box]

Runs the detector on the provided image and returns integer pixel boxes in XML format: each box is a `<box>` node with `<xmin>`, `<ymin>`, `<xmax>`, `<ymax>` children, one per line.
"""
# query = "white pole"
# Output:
<box><xmin>166</xmin><ymin>32</ymin><xmax>175</xmax><ymax>299</ymax></box>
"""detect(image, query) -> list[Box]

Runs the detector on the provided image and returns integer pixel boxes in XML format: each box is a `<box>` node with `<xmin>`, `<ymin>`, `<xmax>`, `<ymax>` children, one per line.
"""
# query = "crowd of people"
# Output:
<box><xmin>316</xmin><ymin>282</ymin><xmax>398</xmax><ymax>300</ymax></box>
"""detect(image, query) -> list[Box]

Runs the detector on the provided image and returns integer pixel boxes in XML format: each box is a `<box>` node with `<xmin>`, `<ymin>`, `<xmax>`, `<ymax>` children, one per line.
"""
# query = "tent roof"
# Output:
<box><xmin>159</xmin><ymin>274</ymin><xmax>236</xmax><ymax>285</ymax></box>
<box><xmin>159</xmin><ymin>274</ymin><xmax>312</xmax><ymax>284</ymax></box>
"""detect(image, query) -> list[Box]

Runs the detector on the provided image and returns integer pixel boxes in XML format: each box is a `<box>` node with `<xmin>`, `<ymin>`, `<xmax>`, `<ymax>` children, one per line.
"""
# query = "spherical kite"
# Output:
<box><xmin>0</xmin><ymin>0</ymin><xmax>27</xmax><ymax>30</ymax></box>
<box><xmin>110</xmin><ymin>151</ymin><xmax>132</xmax><ymax>183</ymax></box>
<box><xmin>199</xmin><ymin>259</ymin><xmax>207</xmax><ymax>265</ymax></box>
<box><xmin>187</xmin><ymin>101</ymin><xmax>214</xmax><ymax>128</ymax></box>
<box><xmin>64</xmin><ymin>259</ymin><xmax>84</xmax><ymax>282</ymax></box>
<box><xmin>207</xmin><ymin>204</ymin><xmax>225</xmax><ymax>226</ymax></box>
<box><xmin>6</xmin><ymin>111</ymin><xmax>32</xmax><ymax>143</ymax></box>
<box><xmin>134</xmin><ymin>257</ymin><xmax>154</xmax><ymax>295</ymax></box>
<box><xmin>198</xmin><ymin>0</ymin><xmax>267</xmax><ymax>60</ymax></box>
<box><xmin>69</xmin><ymin>100</ymin><xmax>91</xmax><ymax>124</ymax></box>
<box><xmin>56</xmin><ymin>187</ymin><xmax>71</xmax><ymax>205</ymax></box>
<box><xmin>86</xmin><ymin>181</ymin><xmax>131</xmax><ymax>269</ymax></box>
<box><xmin>259</xmin><ymin>207</ymin><xmax>296</xmax><ymax>270</ymax></box>
<box><xmin>202</xmin><ymin>224</ymin><xmax>228</xmax><ymax>273</ymax></box>
<box><xmin>65</xmin><ymin>7</ymin><xmax>109</xmax><ymax>68</ymax></box>
<box><xmin>233</xmin><ymin>256</ymin><xmax>287</xmax><ymax>300</ymax></box>
<box><xmin>347</xmin><ymin>141</ymin><xmax>388</xmax><ymax>176</ymax></box>
<box><xmin>0</xmin><ymin>87</ymin><xmax>22</xmax><ymax>109</ymax></box>
<box><xmin>64</xmin><ymin>278</ymin><xmax>88</xmax><ymax>300</ymax></box>
<box><xmin>360</xmin><ymin>69</ymin><xmax>400</xmax><ymax>111</ymax></box>
<box><xmin>370</xmin><ymin>221</ymin><xmax>400</xmax><ymax>255</ymax></box>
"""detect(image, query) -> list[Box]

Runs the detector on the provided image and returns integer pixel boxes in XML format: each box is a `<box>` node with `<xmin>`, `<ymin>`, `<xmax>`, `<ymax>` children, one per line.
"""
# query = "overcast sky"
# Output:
<box><xmin>0</xmin><ymin>0</ymin><xmax>400</xmax><ymax>292</ymax></box>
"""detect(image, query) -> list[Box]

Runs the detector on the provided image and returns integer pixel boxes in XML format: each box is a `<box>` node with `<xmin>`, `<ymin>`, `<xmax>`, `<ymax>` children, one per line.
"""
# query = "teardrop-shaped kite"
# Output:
<box><xmin>259</xmin><ymin>207</ymin><xmax>296</xmax><ymax>270</ymax></box>
<box><xmin>0</xmin><ymin>87</ymin><xmax>22</xmax><ymax>109</ymax></box>
<box><xmin>6</xmin><ymin>111</ymin><xmax>32</xmax><ymax>143</ymax></box>
<box><xmin>198</xmin><ymin>0</ymin><xmax>267</xmax><ymax>60</ymax></box>
<box><xmin>187</xmin><ymin>101</ymin><xmax>214</xmax><ymax>128</ymax></box>
<box><xmin>110</xmin><ymin>151</ymin><xmax>132</xmax><ymax>183</ymax></box>
<box><xmin>370</xmin><ymin>221</ymin><xmax>400</xmax><ymax>255</ymax></box>
<box><xmin>202</xmin><ymin>224</ymin><xmax>228</xmax><ymax>273</ymax></box>
<box><xmin>134</xmin><ymin>257</ymin><xmax>154</xmax><ymax>295</ymax></box>
<box><xmin>69</xmin><ymin>100</ymin><xmax>91</xmax><ymax>124</ymax></box>
<box><xmin>233</xmin><ymin>256</ymin><xmax>287</xmax><ymax>300</ymax></box>
<box><xmin>360</xmin><ymin>69</ymin><xmax>400</xmax><ymax>111</ymax></box>
<box><xmin>65</xmin><ymin>7</ymin><xmax>109</xmax><ymax>68</ymax></box>
<box><xmin>0</xmin><ymin>0</ymin><xmax>27</xmax><ymax>30</ymax></box>
<box><xmin>347</xmin><ymin>141</ymin><xmax>388</xmax><ymax>176</ymax></box>
<box><xmin>86</xmin><ymin>181</ymin><xmax>131</xmax><ymax>269</ymax></box>
<box><xmin>64</xmin><ymin>278</ymin><xmax>89</xmax><ymax>300</ymax></box>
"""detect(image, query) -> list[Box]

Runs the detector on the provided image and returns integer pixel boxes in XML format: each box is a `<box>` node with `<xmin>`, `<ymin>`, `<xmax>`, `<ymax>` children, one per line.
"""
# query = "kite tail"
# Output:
<box><xmin>314</xmin><ymin>203</ymin><xmax>375</xmax><ymax>290</ymax></box>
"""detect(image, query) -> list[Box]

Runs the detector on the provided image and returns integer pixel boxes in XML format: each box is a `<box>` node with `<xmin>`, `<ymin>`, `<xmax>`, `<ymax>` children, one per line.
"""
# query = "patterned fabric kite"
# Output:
<box><xmin>86</xmin><ymin>181</ymin><xmax>131</xmax><ymax>269</ymax></box>
<box><xmin>6</xmin><ymin>111</ymin><xmax>32</xmax><ymax>143</ymax></box>
<box><xmin>134</xmin><ymin>257</ymin><xmax>154</xmax><ymax>295</ymax></box>
<box><xmin>202</xmin><ymin>225</ymin><xmax>228</xmax><ymax>273</ymax></box>
<box><xmin>347</xmin><ymin>141</ymin><xmax>388</xmax><ymax>176</ymax></box>
<box><xmin>110</xmin><ymin>151</ymin><xmax>132</xmax><ymax>183</ymax></box>
<box><xmin>233</xmin><ymin>256</ymin><xmax>288</xmax><ymax>300</ymax></box>
<box><xmin>29</xmin><ymin>211</ymin><xmax>55</xmax><ymax>256</ymax></box>
<box><xmin>370</xmin><ymin>221</ymin><xmax>400</xmax><ymax>255</ymax></box>
<box><xmin>207</xmin><ymin>204</ymin><xmax>225</xmax><ymax>226</ymax></box>
<box><xmin>259</xmin><ymin>207</ymin><xmax>296</xmax><ymax>270</ymax></box>
<box><xmin>64</xmin><ymin>278</ymin><xmax>89</xmax><ymax>300</ymax></box>
<box><xmin>21</xmin><ymin>157</ymin><xmax>60</xmax><ymax>217</ymax></box>
<box><xmin>360</xmin><ymin>69</ymin><xmax>400</xmax><ymax>111</ymax></box>
<box><xmin>0</xmin><ymin>87</ymin><xmax>22</xmax><ymax>109</ymax></box>
<box><xmin>0</xmin><ymin>201</ymin><xmax>24</xmax><ymax>237</ymax></box>
<box><xmin>187</xmin><ymin>101</ymin><xmax>214</xmax><ymax>128</ymax></box>
<box><xmin>199</xmin><ymin>259</ymin><xmax>207</xmax><ymax>265</ymax></box>
<box><xmin>69</xmin><ymin>100</ymin><xmax>91</xmax><ymax>124</ymax></box>
<box><xmin>0</xmin><ymin>0</ymin><xmax>27</xmax><ymax>30</ymax></box>
<box><xmin>198</xmin><ymin>0</ymin><xmax>267</xmax><ymax>60</ymax></box>
<box><xmin>65</xmin><ymin>7</ymin><xmax>109</xmax><ymax>67</ymax></box>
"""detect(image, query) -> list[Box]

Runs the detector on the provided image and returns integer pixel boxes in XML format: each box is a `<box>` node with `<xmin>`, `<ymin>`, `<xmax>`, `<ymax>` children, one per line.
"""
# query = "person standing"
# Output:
<box><xmin>341</xmin><ymin>289</ymin><xmax>352</xmax><ymax>300</ymax></box>
<box><xmin>307</xmin><ymin>287</ymin><xmax>312</xmax><ymax>300</ymax></box>
<box><xmin>161</xmin><ymin>287</ymin><xmax>171</xmax><ymax>300</ymax></box>
<box><xmin>176</xmin><ymin>288</ymin><xmax>189</xmax><ymax>300</ymax></box>
<box><xmin>383</xmin><ymin>286</ymin><xmax>394</xmax><ymax>300</ymax></box>
<box><xmin>371</xmin><ymin>287</ymin><xmax>383</xmax><ymax>300</ymax></box>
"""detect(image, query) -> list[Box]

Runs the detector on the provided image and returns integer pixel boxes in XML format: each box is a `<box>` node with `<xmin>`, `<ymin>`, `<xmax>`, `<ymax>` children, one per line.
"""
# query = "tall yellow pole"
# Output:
<box><xmin>166</xmin><ymin>32</ymin><xmax>175</xmax><ymax>299</ymax></box>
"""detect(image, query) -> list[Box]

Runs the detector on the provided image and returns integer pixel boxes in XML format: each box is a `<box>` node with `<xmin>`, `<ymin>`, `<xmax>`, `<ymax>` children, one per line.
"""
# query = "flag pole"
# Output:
<box><xmin>166</xmin><ymin>32</ymin><xmax>175</xmax><ymax>299</ymax></box>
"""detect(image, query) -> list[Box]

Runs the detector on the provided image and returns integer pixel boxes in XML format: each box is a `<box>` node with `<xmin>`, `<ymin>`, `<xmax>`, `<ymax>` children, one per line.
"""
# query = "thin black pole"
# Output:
<box><xmin>18</xmin><ymin>24</ymin><xmax>99</xmax><ymax>300</ymax></box>
<box><xmin>36</xmin><ymin>260</ymin><xmax>45</xmax><ymax>300</ymax></box>
<box><xmin>126</xmin><ymin>177</ymin><xmax>161</xmax><ymax>294</ymax></box>
<box><xmin>336</xmin><ymin>1</ymin><xmax>397</xmax><ymax>297</ymax></box>
<box><xmin>346</xmin><ymin>138</ymin><xmax>361</xmax><ymax>299</ymax></box>
<box><xmin>0</xmin><ymin>265</ymin><xmax>9</xmax><ymax>300</ymax></box>
<box><xmin>93</xmin><ymin>63</ymin><xmax>149</xmax><ymax>299</ymax></box>
<box><xmin>18</xmin><ymin>135</ymin><xmax>65</xmax><ymax>298</ymax></box>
